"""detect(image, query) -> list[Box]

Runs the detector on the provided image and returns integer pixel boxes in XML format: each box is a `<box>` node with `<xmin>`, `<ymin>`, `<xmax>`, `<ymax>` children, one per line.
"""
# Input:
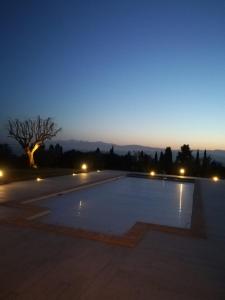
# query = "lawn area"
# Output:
<box><xmin>0</xmin><ymin>168</ymin><xmax>74</xmax><ymax>184</ymax></box>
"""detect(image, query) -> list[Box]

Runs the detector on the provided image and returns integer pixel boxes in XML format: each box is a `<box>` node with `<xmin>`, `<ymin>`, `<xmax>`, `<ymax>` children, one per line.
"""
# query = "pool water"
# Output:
<box><xmin>39</xmin><ymin>177</ymin><xmax>194</xmax><ymax>235</ymax></box>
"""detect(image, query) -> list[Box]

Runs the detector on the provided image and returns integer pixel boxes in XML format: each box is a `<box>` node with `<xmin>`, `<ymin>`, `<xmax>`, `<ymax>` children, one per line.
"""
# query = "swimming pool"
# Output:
<box><xmin>38</xmin><ymin>176</ymin><xmax>194</xmax><ymax>235</ymax></box>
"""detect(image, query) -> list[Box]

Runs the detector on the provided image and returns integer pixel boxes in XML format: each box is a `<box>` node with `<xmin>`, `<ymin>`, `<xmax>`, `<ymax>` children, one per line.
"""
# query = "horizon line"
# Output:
<box><xmin>2</xmin><ymin>135</ymin><xmax>225</xmax><ymax>151</ymax></box>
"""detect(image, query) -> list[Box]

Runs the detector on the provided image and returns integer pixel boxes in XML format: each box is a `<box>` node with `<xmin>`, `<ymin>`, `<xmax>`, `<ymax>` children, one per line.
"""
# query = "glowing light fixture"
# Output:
<box><xmin>81</xmin><ymin>163</ymin><xmax>87</xmax><ymax>171</ymax></box>
<box><xmin>36</xmin><ymin>177</ymin><xmax>42</xmax><ymax>182</ymax></box>
<box><xmin>97</xmin><ymin>170</ymin><xmax>100</xmax><ymax>173</ymax></box>
<box><xmin>212</xmin><ymin>176</ymin><xmax>219</xmax><ymax>182</ymax></box>
<box><xmin>150</xmin><ymin>171</ymin><xmax>155</xmax><ymax>176</ymax></box>
<box><xmin>179</xmin><ymin>168</ymin><xmax>185</xmax><ymax>175</ymax></box>
<box><xmin>72</xmin><ymin>173</ymin><xmax>77</xmax><ymax>176</ymax></box>
<box><xmin>0</xmin><ymin>170</ymin><xmax>3</xmax><ymax>177</ymax></box>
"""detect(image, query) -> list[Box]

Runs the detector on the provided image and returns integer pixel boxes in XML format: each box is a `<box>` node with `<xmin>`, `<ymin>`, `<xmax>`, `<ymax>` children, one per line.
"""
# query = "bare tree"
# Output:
<box><xmin>8</xmin><ymin>116</ymin><xmax>61</xmax><ymax>168</ymax></box>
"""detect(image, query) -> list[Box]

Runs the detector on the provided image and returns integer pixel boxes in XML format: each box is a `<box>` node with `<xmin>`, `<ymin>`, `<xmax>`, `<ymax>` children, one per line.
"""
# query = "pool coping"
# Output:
<box><xmin>0</xmin><ymin>175</ymin><xmax>206</xmax><ymax>247</ymax></box>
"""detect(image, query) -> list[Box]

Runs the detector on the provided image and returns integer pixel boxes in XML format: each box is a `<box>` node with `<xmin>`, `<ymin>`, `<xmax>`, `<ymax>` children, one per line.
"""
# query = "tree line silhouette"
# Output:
<box><xmin>0</xmin><ymin>143</ymin><xmax>224</xmax><ymax>178</ymax></box>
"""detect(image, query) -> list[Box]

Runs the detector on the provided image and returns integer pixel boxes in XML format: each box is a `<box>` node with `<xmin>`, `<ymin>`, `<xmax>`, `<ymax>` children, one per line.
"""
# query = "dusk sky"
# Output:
<box><xmin>1</xmin><ymin>0</ymin><xmax>225</xmax><ymax>150</ymax></box>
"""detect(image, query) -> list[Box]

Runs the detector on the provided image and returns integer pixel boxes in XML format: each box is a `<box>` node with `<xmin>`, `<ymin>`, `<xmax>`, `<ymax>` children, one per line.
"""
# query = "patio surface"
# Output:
<box><xmin>0</xmin><ymin>171</ymin><xmax>225</xmax><ymax>299</ymax></box>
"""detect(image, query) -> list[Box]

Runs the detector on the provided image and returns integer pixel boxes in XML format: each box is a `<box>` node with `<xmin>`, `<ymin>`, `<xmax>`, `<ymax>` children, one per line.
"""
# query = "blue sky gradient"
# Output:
<box><xmin>1</xmin><ymin>0</ymin><xmax>225</xmax><ymax>149</ymax></box>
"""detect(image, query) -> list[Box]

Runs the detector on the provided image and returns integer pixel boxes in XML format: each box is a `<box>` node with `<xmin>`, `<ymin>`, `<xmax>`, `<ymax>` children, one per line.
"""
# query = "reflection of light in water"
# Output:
<box><xmin>76</xmin><ymin>200</ymin><xmax>84</xmax><ymax>216</ymax></box>
<box><xmin>179</xmin><ymin>184</ymin><xmax>183</xmax><ymax>215</ymax></box>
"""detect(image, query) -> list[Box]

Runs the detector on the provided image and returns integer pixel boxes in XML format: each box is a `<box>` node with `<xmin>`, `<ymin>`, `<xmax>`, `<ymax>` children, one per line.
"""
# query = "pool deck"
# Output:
<box><xmin>0</xmin><ymin>171</ymin><xmax>225</xmax><ymax>299</ymax></box>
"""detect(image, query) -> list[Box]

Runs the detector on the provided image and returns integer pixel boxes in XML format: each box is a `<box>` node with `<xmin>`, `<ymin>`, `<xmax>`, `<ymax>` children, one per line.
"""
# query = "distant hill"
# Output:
<box><xmin>49</xmin><ymin>139</ymin><xmax>225</xmax><ymax>165</ymax></box>
<box><xmin>50</xmin><ymin>139</ymin><xmax>162</xmax><ymax>154</ymax></box>
<box><xmin>3</xmin><ymin>137</ymin><xmax>225</xmax><ymax>165</ymax></box>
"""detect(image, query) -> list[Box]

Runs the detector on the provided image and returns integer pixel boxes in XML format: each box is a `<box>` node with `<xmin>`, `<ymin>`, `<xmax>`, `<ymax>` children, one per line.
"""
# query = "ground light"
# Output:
<box><xmin>81</xmin><ymin>163</ymin><xmax>88</xmax><ymax>171</ymax></box>
<box><xmin>97</xmin><ymin>170</ymin><xmax>101</xmax><ymax>173</ymax></box>
<box><xmin>150</xmin><ymin>171</ymin><xmax>155</xmax><ymax>176</ymax></box>
<box><xmin>36</xmin><ymin>177</ymin><xmax>42</xmax><ymax>182</ymax></box>
<box><xmin>0</xmin><ymin>170</ymin><xmax>3</xmax><ymax>177</ymax></box>
<box><xmin>212</xmin><ymin>176</ymin><xmax>219</xmax><ymax>182</ymax></box>
<box><xmin>179</xmin><ymin>168</ymin><xmax>185</xmax><ymax>175</ymax></box>
<box><xmin>72</xmin><ymin>173</ymin><xmax>77</xmax><ymax>176</ymax></box>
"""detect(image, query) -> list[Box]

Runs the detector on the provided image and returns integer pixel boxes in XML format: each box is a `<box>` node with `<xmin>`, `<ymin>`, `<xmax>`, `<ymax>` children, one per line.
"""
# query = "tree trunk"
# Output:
<box><xmin>27</xmin><ymin>149</ymin><xmax>36</xmax><ymax>168</ymax></box>
<box><xmin>26</xmin><ymin>144</ymin><xmax>40</xmax><ymax>168</ymax></box>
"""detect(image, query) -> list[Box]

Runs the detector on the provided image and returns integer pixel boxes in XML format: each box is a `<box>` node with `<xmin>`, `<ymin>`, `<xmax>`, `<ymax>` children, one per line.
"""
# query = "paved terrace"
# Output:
<box><xmin>0</xmin><ymin>171</ymin><xmax>225</xmax><ymax>299</ymax></box>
